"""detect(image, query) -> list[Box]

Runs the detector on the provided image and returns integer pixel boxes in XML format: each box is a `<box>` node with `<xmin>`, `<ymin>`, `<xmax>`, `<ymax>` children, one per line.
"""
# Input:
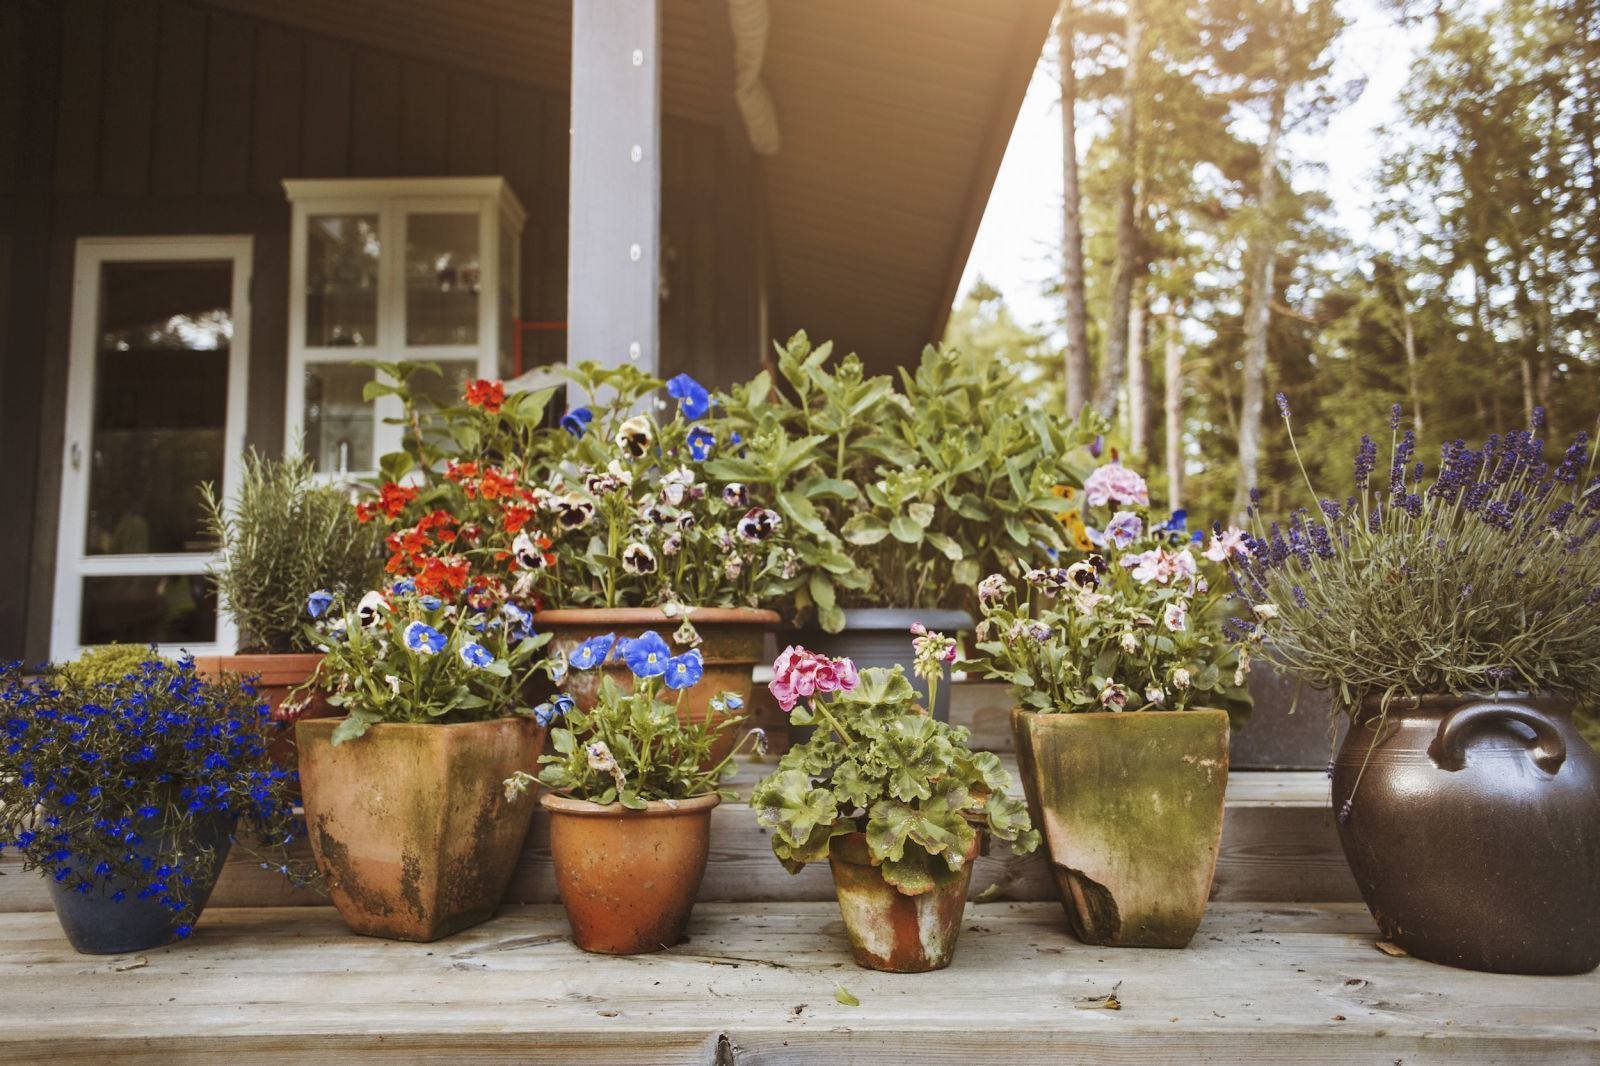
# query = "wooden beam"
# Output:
<box><xmin>567</xmin><ymin>0</ymin><xmax>661</xmax><ymax>373</ymax></box>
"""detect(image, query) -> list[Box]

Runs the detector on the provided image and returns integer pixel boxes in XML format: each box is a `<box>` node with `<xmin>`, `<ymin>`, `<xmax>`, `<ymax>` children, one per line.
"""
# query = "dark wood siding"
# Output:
<box><xmin>0</xmin><ymin>0</ymin><xmax>763</xmax><ymax>661</ymax></box>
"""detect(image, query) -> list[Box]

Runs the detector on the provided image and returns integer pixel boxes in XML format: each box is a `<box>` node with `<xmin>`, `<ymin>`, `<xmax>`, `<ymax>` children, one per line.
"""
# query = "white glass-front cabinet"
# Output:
<box><xmin>283</xmin><ymin>177</ymin><xmax>526</xmax><ymax>477</ymax></box>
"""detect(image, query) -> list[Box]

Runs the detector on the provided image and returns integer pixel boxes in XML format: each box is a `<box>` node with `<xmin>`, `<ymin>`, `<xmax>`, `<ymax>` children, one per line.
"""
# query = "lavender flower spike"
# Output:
<box><xmin>1275</xmin><ymin>392</ymin><xmax>1290</xmax><ymax>419</ymax></box>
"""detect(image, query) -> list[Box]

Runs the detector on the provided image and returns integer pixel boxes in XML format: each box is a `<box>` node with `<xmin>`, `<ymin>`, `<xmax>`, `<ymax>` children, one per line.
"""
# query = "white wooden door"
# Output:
<box><xmin>50</xmin><ymin>236</ymin><xmax>253</xmax><ymax>660</ymax></box>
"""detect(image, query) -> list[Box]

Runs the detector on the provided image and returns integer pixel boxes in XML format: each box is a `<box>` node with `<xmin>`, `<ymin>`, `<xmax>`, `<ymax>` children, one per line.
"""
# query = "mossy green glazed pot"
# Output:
<box><xmin>1012</xmin><ymin>708</ymin><xmax>1229</xmax><ymax>948</ymax></box>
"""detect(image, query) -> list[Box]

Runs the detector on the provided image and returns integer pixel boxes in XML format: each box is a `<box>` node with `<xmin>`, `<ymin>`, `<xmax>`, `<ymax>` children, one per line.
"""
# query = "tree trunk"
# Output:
<box><xmin>1164</xmin><ymin>306</ymin><xmax>1184</xmax><ymax>510</ymax></box>
<box><xmin>1058</xmin><ymin>1</ymin><xmax>1093</xmax><ymax>417</ymax></box>
<box><xmin>1095</xmin><ymin>0</ymin><xmax>1142</xmax><ymax>420</ymax></box>
<box><xmin>1398</xmin><ymin>287</ymin><xmax>1423</xmax><ymax>436</ymax></box>
<box><xmin>1231</xmin><ymin>20</ymin><xmax>1289</xmax><ymax>523</ymax></box>
<box><xmin>1126</xmin><ymin>286</ymin><xmax>1149</xmax><ymax>457</ymax></box>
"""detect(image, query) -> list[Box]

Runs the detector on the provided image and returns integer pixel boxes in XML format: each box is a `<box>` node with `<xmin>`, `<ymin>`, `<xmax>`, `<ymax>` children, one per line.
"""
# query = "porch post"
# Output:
<box><xmin>567</xmin><ymin>0</ymin><xmax>662</xmax><ymax>374</ymax></box>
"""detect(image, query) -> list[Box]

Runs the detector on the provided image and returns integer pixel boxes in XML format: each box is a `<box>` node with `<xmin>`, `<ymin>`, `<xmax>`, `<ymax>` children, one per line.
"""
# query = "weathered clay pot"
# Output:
<box><xmin>296</xmin><ymin>716</ymin><xmax>544</xmax><ymax>942</ymax></box>
<box><xmin>1012</xmin><ymin>708</ymin><xmax>1229</xmax><ymax>948</ymax></box>
<box><xmin>541</xmin><ymin>792</ymin><xmax>719</xmax><ymax>954</ymax></box>
<box><xmin>1334</xmin><ymin>694</ymin><xmax>1600</xmax><ymax>975</ymax></box>
<box><xmin>533</xmin><ymin>607</ymin><xmax>777</xmax><ymax>762</ymax></box>
<box><xmin>192</xmin><ymin>652</ymin><xmax>335</xmax><ymax>776</ymax></box>
<box><xmin>827</xmin><ymin>831</ymin><xmax>981</xmax><ymax>973</ymax></box>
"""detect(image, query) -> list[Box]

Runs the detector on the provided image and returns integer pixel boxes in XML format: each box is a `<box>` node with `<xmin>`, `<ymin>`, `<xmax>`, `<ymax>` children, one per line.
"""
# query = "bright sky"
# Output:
<box><xmin>959</xmin><ymin>0</ymin><xmax>1427</xmax><ymax>331</ymax></box>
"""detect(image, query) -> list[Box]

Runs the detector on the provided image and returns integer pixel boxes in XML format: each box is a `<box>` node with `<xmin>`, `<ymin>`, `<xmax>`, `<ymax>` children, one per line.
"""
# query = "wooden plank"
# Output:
<box><xmin>250</xmin><ymin>21</ymin><xmax>304</xmax><ymax>194</ymax></box>
<box><xmin>149</xmin><ymin>0</ymin><xmax>207</xmax><ymax>197</ymax></box>
<box><xmin>300</xmin><ymin>37</ymin><xmax>353</xmax><ymax>178</ymax></box>
<box><xmin>98</xmin><ymin>0</ymin><xmax>160</xmax><ymax>197</ymax></box>
<box><xmin>567</xmin><ymin>0</ymin><xmax>661</xmax><ymax>373</ymax></box>
<box><xmin>348</xmin><ymin>50</ymin><xmax>401</xmax><ymax>177</ymax></box>
<box><xmin>400</xmin><ymin>59</ymin><xmax>450</xmax><ymax>176</ymax></box>
<box><xmin>200</xmin><ymin>9</ymin><xmax>255</xmax><ymax>196</ymax></box>
<box><xmin>0</xmin><ymin>903</ymin><xmax>1594</xmax><ymax>1064</ymax></box>
<box><xmin>53</xmin><ymin>0</ymin><xmax>105</xmax><ymax>197</ymax></box>
<box><xmin>447</xmin><ymin>73</ymin><xmax>498</xmax><ymax>175</ymax></box>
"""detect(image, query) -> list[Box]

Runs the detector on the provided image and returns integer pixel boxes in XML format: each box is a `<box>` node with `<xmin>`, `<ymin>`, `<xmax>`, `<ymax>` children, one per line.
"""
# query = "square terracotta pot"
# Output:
<box><xmin>296</xmin><ymin>716</ymin><xmax>544</xmax><ymax>942</ymax></box>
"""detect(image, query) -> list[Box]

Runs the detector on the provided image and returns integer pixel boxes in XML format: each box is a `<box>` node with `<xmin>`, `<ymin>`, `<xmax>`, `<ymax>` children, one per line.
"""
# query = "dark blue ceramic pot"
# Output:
<box><xmin>45</xmin><ymin>811</ymin><xmax>236</xmax><ymax>954</ymax></box>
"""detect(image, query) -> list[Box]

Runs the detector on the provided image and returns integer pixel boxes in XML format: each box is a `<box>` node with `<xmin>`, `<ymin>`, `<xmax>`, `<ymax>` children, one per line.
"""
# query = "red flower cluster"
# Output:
<box><xmin>356</xmin><ymin>482</ymin><xmax>419</xmax><ymax>523</ymax></box>
<box><xmin>465</xmin><ymin>378</ymin><xmax>505</xmax><ymax>413</ymax></box>
<box><xmin>384</xmin><ymin>510</ymin><xmax>460</xmax><ymax>575</ymax></box>
<box><xmin>446</xmin><ymin>461</ymin><xmax>523</xmax><ymax>503</ymax></box>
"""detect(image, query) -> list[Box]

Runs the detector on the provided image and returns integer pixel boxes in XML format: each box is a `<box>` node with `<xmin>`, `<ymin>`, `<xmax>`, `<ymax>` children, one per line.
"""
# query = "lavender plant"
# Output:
<box><xmin>1230</xmin><ymin>398</ymin><xmax>1600</xmax><ymax>712</ymax></box>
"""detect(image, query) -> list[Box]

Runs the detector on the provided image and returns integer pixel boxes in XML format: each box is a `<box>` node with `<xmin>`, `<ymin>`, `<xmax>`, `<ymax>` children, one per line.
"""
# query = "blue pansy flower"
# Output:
<box><xmin>391</xmin><ymin>578</ymin><xmax>417</xmax><ymax>596</ymax></box>
<box><xmin>419</xmin><ymin>595</ymin><xmax>442</xmax><ymax>611</ymax></box>
<box><xmin>570</xmin><ymin>633</ymin><xmax>617</xmax><ymax>671</ymax></box>
<box><xmin>724</xmin><ymin>693</ymin><xmax>744</xmax><ymax>710</ymax></box>
<box><xmin>687</xmin><ymin>426</ymin><xmax>716</xmax><ymax>462</ymax></box>
<box><xmin>1157</xmin><ymin>508</ymin><xmax>1188</xmax><ymax>534</ymax></box>
<box><xmin>561</xmin><ymin>406</ymin><xmax>594</xmax><ymax>438</ymax></box>
<box><xmin>402</xmin><ymin>621</ymin><xmax>447</xmax><ymax>655</ymax></box>
<box><xmin>306</xmin><ymin>589</ymin><xmax>334</xmax><ymax>618</ymax></box>
<box><xmin>622</xmin><ymin>631</ymin><xmax>672</xmax><ymax>678</ymax></box>
<box><xmin>502</xmin><ymin>602</ymin><xmax>535</xmax><ymax>641</ymax></box>
<box><xmin>666</xmin><ymin>373</ymin><xmax>710</xmax><ymax>420</ymax></box>
<box><xmin>459</xmin><ymin>642</ymin><xmax>494</xmax><ymax>668</ymax></box>
<box><xmin>663</xmin><ymin>650</ymin><xmax>704</xmax><ymax>691</ymax></box>
<box><xmin>534</xmin><ymin>693</ymin><xmax>576</xmax><ymax>727</ymax></box>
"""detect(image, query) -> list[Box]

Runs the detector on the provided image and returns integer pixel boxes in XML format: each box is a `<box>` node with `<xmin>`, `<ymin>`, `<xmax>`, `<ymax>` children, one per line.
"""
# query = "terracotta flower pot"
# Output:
<box><xmin>1012</xmin><ymin>707</ymin><xmax>1229</xmax><ymax>948</ymax></box>
<box><xmin>827</xmin><ymin>831</ymin><xmax>980</xmax><ymax>973</ymax></box>
<box><xmin>296</xmin><ymin>716</ymin><xmax>544</xmax><ymax>942</ymax></box>
<box><xmin>541</xmin><ymin>792</ymin><xmax>719</xmax><ymax>954</ymax></box>
<box><xmin>533</xmin><ymin>607</ymin><xmax>777</xmax><ymax>762</ymax></box>
<box><xmin>1334</xmin><ymin>694</ymin><xmax>1600</xmax><ymax>975</ymax></box>
<box><xmin>192</xmin><ymin>652</ymin><xmax>335</xmax><ymax>777</ymax></box>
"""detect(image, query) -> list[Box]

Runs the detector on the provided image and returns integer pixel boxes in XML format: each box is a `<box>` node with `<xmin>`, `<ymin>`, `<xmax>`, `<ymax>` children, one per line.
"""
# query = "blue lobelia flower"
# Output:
<box><xmin>306</xmin><ymin>589</ymin><xmax>334</xmax><ymax>618</ymax></box>
<box><xmin>663</xmin><ymin>650</ymin><xmax>704</xmax><ymax>690</ymax></box>
<box><xmin>459</xmin><ymin>642</ymin><xmax>494</xmax><ymax>668</ymax></box>
<box><xmin>402</xmin><ymin>621</ymin><xmax>447</xmax><ymax>656</ymax></box>
<box><xmin>666</xmin><ymin>373</ymin><xmax>711</xmax><ymax>420</ymax></box>
<box><xmin>391</xmin><ymin>578</ymin><xmax>417</xmax><ymax>596</ymax></box>
<box><xmin>687</xmin><ymin>426</ymin><xmax>716</xmax><ymax>462</ymax></box>
<box><xmin>561</xmin><ymin>406</ymin><xmax>594</xmax><ymax>438</ymax></box>
<box><xmin>570</xmin><ymin>633</ymin><xmax>617</xmax><ymax>671</ymax></box>
<box><xmin>622</xmin><ymin>631</ymin><xmax>672</xmax><ymax>678</ymax></box>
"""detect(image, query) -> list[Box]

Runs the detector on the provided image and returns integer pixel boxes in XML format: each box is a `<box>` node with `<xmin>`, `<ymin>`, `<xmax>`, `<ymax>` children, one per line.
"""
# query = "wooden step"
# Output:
<box><xmin>1</xmin><ymin>902</ymin><xmax>1593</xmax><ymax>1064</ymax></box>
<box><xmin>0</xmin><ymin>763</ymin><xmax>1357</xmax><ymax>912</ymax></box>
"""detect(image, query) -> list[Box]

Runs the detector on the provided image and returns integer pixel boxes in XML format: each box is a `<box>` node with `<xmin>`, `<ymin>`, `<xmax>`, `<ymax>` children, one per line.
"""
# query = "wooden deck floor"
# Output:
<box><xmin>1</xmin><ymin>902</ymin><xmax>1595</xmax><ymax>1064</ymax></box>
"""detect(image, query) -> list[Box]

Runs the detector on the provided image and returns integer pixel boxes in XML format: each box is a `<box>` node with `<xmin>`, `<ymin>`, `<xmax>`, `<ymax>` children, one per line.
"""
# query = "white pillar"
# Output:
<box><xmin>567</xmin><ymin>0</ymin><xmax>661</xmax><ymax>374</ymax></box>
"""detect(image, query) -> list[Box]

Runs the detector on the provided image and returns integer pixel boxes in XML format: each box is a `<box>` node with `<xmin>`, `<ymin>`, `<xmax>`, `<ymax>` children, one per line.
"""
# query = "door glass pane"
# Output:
<box><xmin>405</xmin><ymin>214</ymin><xmax>480</xmax><ymax>345</ymax></box>
<box><xmin>86</xmin><ymin>260</ymin><xmax>232</xmax><ymax>557</ymax></box>
<box><xmin>303</xmin><ymin>362</ymin><xmax>374</xmax><ymax>474</ymax></box>
<box><xmin>80</xmin><ymin>575</ymin><xmax>216</xmax><ymax>645</ymax></box>
<box><xmin>306</xmin><ymin>214</ymin><xmax>379</xmax><ymax>347</ymax></box>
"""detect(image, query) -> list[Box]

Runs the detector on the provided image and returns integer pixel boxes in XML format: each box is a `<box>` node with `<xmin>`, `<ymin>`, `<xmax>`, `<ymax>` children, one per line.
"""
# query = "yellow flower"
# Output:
<box><xmin>1051</xmin><ymin>484</ymin><xmax>1080</xmax><ymax>502</ymax></box>
<box><xmin>1061</xmin><ymin>511</ymin><xmax>1094</xmax><ymax>551</ymax></box>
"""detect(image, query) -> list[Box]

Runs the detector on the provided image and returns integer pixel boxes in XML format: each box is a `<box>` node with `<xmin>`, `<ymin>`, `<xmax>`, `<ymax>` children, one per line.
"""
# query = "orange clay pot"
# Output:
<box><xmin>541</xmin><ymin>791</ymin><xmax>719</xmax><ymax>954</ymax></box>
<box><xmin>828</xmin><ymin>831</ymin><xmax>982</xmax><ymax>973</ymax></box>
<box><xmin>296</xmin><ymin>716</ymin><xmax>544</xmax><ymax>942</ymax></box>
<box><xmin>192</xmin><ymin>652</ymin><xmax>334</xmax><ymax>778</ymax></box>
<box><xmin>533</xmin><ymin>607</ymin><xmax>776</xmax><ymax>763</ymax></box>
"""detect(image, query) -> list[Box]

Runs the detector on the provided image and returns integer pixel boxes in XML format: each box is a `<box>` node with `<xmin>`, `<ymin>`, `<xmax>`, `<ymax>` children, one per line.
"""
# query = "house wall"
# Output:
<box><xmin>0</xmin><ymin>0</ymin><xmax>765</xmax><ymax>662</ymax></box>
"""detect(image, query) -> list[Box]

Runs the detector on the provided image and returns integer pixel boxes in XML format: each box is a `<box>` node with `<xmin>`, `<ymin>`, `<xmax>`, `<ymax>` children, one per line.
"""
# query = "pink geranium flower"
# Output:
<box><xmin>769</xmin><ymin>645</ymin><xmax>860</xmax><ymax>713</ymax></box>
<box><xmin>1083</xmin><ymin>462</ymin><xmax>1151</xmax><ymax>508</ymax></box>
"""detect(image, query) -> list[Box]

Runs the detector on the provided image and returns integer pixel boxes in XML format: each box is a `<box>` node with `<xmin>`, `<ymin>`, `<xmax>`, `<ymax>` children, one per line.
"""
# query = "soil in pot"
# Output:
<box><xmin>296</xmin><ymin>716</ymin><xmax>544</xmax><ymax>942</ymax></box>
<box><xmin>827</xmin><ymin>831</ymin><xmax>980</xmax><ymax>973</ymax></box>
<box><xmin>542</xmin><ymin>792</ymin><xmax>719</xmax><ymax>954</ymax></box>
<box><xmin>1012</xmin><ymin>708</ymin><xmax>1229</xmax><ymax>948</ymax></box>
<box><xmin>1333</xmin><ymin>694</ymin><xmax>1600</xmax><ymax>975</ymax></box>
<box><xmin>47</xmin><ymin>811</ymin><xmax>235</xmax><ymax>954</ymax></box>
<box><xmin>534</xmin><ymin>607</ymin><xmax>776</xmax><ymax>762</ymax></box>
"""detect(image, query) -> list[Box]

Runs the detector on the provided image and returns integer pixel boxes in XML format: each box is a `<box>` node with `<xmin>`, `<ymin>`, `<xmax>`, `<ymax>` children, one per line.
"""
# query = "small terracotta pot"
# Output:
<box><xmin>297</xmin><ymin>716</ymin><xmax>544</xmax><ymax>942</ymax></box>
<box><xmin>192</xmin><ymin>652</ymin><xmax>335</xmax><ymax>777</ymax></box>
<box><xmin>827</xmin><ymin>831</ymin><xmax>980</xmax><ymax>973</ymax></box>
<box><xmin>541</xmin><ymin>792</ymin><xmax>719</xmax><ymax>954</ymax></box>
<box><xmin>533</xmin><ymin>607</ymin><xmax>777</xmax><ymax>762</ymax></box>
<box><xmin>1334</xmin><ymin>693</ymin><xmax>1600</xmax><ymax>974</ymax></box>
<box><xmin>1012</xmin><ymin>707</ymin><xmax>1229</xmax><ymax>948</ymax></box>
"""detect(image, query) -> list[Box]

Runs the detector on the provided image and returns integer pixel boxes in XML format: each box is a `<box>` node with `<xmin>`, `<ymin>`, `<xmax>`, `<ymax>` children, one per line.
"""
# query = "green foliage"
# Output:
<box><xmin>201</xmin><ymin>452</ymin><xmax>384</xmax><ymax>653</ymax></box>
<box><xmin>750</xmin><ymin>667</ymin><xmax>1037</xmax><ymax>895</ymax></box>
<box><xmin>55</xmin><ymin>643</ymin><xmax>164</xmax><ymax>690</ymax></box>
<box><xmin>711</xmin><ymin>333</ymin><xmax>1101</xmax><ymax>628</ymax></box>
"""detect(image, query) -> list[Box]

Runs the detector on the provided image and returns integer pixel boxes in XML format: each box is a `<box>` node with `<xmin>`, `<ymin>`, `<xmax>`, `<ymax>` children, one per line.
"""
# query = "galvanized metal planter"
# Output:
<box><xmin>542</xmin><ymin>792</ymin><xmax>719</xmax><ymax>955</ymax></box>
<box><xmin>791</xmin><ymin>608</ymin><xmax>971</xmax><ymax>724</ymax></box>
<box><xmin>827</xmin><ymin>831</ymin><xmax>980</xmax><ymax>973</ymax></box>
<box><xmin>1012</xmin><ymin>707</ymin><xmax>1229</xmax><ymax>948</ymax></box>
<box><xmin>296</xmin><ymin>716</ymin><xmax>544</xmax><ymax>943</ymax></box>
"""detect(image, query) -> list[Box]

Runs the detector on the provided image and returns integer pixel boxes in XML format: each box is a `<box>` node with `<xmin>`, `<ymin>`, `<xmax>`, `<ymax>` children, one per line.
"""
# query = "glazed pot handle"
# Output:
<box><xmin>1428</xmin><ymin>700</ymin><xmax>1566</xmax><ymax>774</ymax></box>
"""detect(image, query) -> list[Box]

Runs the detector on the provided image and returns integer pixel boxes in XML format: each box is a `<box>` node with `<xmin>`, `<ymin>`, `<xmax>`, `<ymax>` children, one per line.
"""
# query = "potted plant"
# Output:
<box><xmin>507</xmin><ymin>630</ymin><xmax>760</xmax><ymax>954</ymax></box>
<box><xmin>0</xmin><ymin>647</ymin><xmax>306</xmax><ymax>954</ymax></box>
<box><xmin>712</xmin><ymin>333</ymin><xmax>1099</xmax><ymax>719</ymax></box>
<box><xmin>750</xmin><ymin>640</ymin><xmax>1037</xmax><ymax>972</ymax></box>
<box><xmin>295</xmin><ymin>580</ymin><xmax>558</xmax><ymax>942</ymax></box>
<box><xmin>964</xmin><ymin>457</ymin><xmax>1251</xmax><ymax>948</ymax></box>
<box><xmin>1230</xmin><ymin>398</ymin><xmax>1600</xmax><ymax>975</ymax></box>
<box><xmin>196</xmin><ymin>452</ymin><xmax>384</xmax><ymax>766</ymax></box>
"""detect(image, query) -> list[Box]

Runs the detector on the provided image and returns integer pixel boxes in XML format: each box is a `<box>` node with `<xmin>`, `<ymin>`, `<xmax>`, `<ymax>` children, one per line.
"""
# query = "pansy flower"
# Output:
<box><xmin>512</xmin><ymin>530</ymin><xmax>556</xmax><ymax>570</ymax></box>
<box><xmin>1106</xmin><ymin>511</ymin><xmax>1143</xmax><ymax>548</ymax></box>
<box><xmin>402</xmin><ymin>621</ymin><xmax>447</xmax><ymax>655</ymax></box>
<box><xmin>306</xmin><ymin>589</ymin><xmax>334</xmax><ymax>618</ymax></box>
<box><xmin>356</xmin><ymin>590</ymin><xmax>390</xmax><ymax>627</ymax></box>
<box><xmin>687</xmin><ymin>426</ymin><xmax>716</xmax><ymax>461</ymax></box>
<box><xmin>570</xmin><ymin>633</ymin><xmax>617</xmax><ymax>670</ymax></box>
<box><xmin>390</xmin><ymin>578</ymin><xmax>417</xmax><ymax>596</ymax></box>
<box><xmin>622</xmin><ymin>631</ymin><xmax>672</xmax><ymax>678</ymax></box>
<box><xmin>551</xmin><ymin>494</ymin><xmax>595</xmax><ymax>531</ymax></box>
<box><xmin>502</xmin><ymin>602</ymin><xmax>536</xmax><ymax>642</ymax></box>
<box><xmin>663</xmin><ymin>650</ymin><xmax>705</xmax><ymax>691</ymax></box>
<box><xmin>665</xmin><ymin>373</ymin><xmax>711</xmax><ymax>420</ymax></box>
<box><xmin>560</xmin><ymin>406</ymin><xmax>594</xmax><ymax>438</ymax></box>
<box><xmin>622</xmin><ymin>542</ymin><xmax>657</xmax><ymax>575</ymax></box>
<box><xmin>534</xmin><ymin>694</ymin><xmax>575</xmax><ymax>727</ymax></box>
<box><xmin>459</xmin><ymin>642</ymin><xmax>494</xmax><ymax>668</ymax></box>
<box><xmin>722</xmin><ymin>483</ymin><xmax>750</xmax><ymax>508</ymax></box>
<box><xmin>736</xmin><ymin>507</ymin><xmax>782</xmax><ymax>542</ymax></box>
<box><xmin>616</xmin><ymin>416</ymin><xmax>653</xmax><ymax>459</ymax></box>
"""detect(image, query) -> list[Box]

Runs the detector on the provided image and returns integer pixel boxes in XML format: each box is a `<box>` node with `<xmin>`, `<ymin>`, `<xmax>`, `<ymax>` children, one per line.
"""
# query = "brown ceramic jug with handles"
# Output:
<box><xmin>1332</xmin><ymin>694</ymin><xmax>1600</xmax><ymax>974</ymax></box>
